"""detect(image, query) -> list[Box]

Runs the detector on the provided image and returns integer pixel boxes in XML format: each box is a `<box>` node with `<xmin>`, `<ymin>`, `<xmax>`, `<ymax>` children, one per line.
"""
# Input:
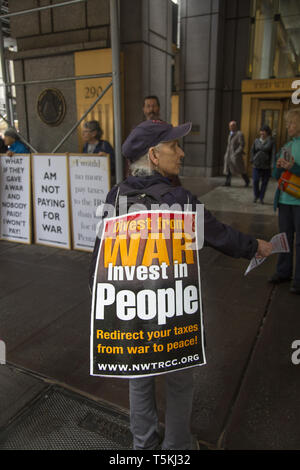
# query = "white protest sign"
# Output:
<box><xmin>69</xmin><ymin>154</ymin><xmax>110</xmax><ymax>251</ymax></box>
<box><xmin>0</xmin><ymin>154</ymin><xmax>31</xmax><ymax>243</ymax></box>
<box><xmin>32</xmin><ymin>154</ymin><xmax>71</xmax><ymax>249</ymax></box>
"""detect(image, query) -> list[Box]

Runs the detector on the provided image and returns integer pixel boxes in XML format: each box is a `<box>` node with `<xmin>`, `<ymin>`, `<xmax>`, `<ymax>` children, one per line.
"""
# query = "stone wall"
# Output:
<box><xmin>7</xmin><ymin>0</ymin><xmax>174</xmax><ymax>154</ymax></box>
<box><xmin>120</xmin><ymin>0</ymin><xmax>173</xmax><ymax>137</ymax></box>
<box><xmin>9</xmin><ymin>0</ymin><xmax>110</xmax><ymax>51</ymax></box>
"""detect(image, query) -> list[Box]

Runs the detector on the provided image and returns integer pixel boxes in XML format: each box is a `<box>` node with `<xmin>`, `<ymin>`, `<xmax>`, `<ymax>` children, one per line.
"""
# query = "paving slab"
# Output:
<box><xmin>0</xmin><ymin>365</ymin><xmax>47</xmax><ymax>428</ymax></box>
<box><xmin>222</xmin><ymin>283</ymin><xmax>300</xmax><ymax>450</ymax></box>
<box><xmin>9</xmin><ymin>299</ymin><xmax>91</xmax><ymax>380</ymax></box>
<box><xmin>198</xmin><ymin>178</ymin><xmax>277</xmax><ymax>216</ymax></box>
<box><xmin>190</xmin><ymin>270</ymin><xmax>274</xmax><ymax>443</ymax></box>
<box><xmin>0</xmin><ymin>259</ymin><xmax>35</xmax><ymax>300</ymax></box>
<box><xmin>2</xmin><ymin>176</ymin><xmax>298</xmax><ymax>449</ymax></box>
<box><xmin>0</xmin><ymin>241</ymin><xmax>18</xmax><ymax>254</ymax></box>
<box><xmin>38</xmin><ymin>248</ymin><xmax>92</xmax><ymax>274</ymax></box>
<box><xmin>1</xmin><ymin>276</ymin><xmax>89</xmax><ymax>353</ymax></box>
<box><xmin>0</xmin><ymin>243</ymin><xmax>60</xmax><ymax>264</ymax></box>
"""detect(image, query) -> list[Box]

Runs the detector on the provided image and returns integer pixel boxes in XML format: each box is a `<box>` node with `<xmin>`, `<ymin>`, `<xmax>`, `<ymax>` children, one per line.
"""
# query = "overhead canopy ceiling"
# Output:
<box><xmin>280</xmin><ymin>0</ymin><xmax>300</xmax><ymax>57</ymax></box>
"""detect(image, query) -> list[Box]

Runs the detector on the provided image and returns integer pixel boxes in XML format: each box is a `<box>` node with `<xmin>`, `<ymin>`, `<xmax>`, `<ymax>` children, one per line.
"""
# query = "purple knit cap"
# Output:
<box><xmin>122</xmin><ymin>120</ymin><xmax>192</xmax><ymax>162</ymax></box>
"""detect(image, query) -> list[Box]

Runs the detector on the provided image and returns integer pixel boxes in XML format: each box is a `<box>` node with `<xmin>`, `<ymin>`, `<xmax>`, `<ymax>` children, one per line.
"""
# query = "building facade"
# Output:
<box><xmin>179</xmin><ymin>0</ymin><xmax>300</xmax><ymax>177</ymax></box>
<box><xmin>6</xmin><ymin>0</ymin><xmax>174</xmax><ymax>154</ymax></box>
<box><xmin>4</xmin><ymin>0</ymin><xmax>300</xmax><ymax>175</ymax></box>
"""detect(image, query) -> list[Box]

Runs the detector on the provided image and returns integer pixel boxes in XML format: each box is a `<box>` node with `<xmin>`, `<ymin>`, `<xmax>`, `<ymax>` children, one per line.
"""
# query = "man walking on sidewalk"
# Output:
<box><xmin>223</xmin><ymin>121</ymin><xmax>250</xmax><ymax>187</ymax></box>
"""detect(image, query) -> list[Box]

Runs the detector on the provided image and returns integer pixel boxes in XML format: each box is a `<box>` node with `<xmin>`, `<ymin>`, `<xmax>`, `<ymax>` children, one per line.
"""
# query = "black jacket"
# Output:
<box><xmin>83</xmin><ymin>140</ymin><xmax>115</xmax><ymax>175</ymax></box>
<box><xmin>0</xmin><ymin>137</ymin><xmax>7</xmax><ymax>154</ymax></box>
<box><xmin>89</xmin><ymin>173</ymin><xmax>258</xmax><ymax>289</ymax></box>
<box><xmin>250</xmin><ymin>137</ymin><xmax>276</xmax><ymax>169</ymax></box>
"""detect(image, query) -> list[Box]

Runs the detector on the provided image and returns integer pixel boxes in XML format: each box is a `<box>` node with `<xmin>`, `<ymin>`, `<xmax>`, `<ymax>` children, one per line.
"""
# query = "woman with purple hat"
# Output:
<box><xmin>89</xmin><ymin>119</ymin><xmax>272</xmax><ymax>450</ymax></box>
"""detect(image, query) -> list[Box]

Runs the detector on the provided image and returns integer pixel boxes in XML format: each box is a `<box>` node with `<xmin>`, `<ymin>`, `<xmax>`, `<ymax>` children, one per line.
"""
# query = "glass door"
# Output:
<box><xmin>257</xmin><ymin>100</ymin><xmax>284</xmax><ymax>149</ymax></box>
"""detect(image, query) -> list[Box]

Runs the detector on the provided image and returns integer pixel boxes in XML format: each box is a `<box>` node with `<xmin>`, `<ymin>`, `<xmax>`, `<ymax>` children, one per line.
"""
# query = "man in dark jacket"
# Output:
<box><xmin>0</xmin><ymin>135</ymin><xmax>7</xmax><ymax>153</ymax></box>
<box><xmin>89</xmin><ymin>120</ymin><xmax>272</xmax><ymax>450</ymax></box>
<box><xmin>142</xmin><ymin>96</ymin><xmax>181</xmax><ymax>188</ymax></box>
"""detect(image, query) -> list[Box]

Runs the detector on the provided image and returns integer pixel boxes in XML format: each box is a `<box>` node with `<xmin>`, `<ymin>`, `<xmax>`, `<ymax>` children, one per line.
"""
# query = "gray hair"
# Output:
<box><xmin>4</xmin><ymin>128</ymin><xmax>20</xmax><ymax>141</ymax></box>
<box><xmin>83</xmin><ymin>120</ymin><xmax>103</xmax><ymax>140</ymax></box>
<box><xmin>130</xmin><ymin>153</ymin><xmax>154</xmax><ymax>177</ymax></box>
<box><xmin>130</xmin><ymin>143</ymin><xmax>163</xmax><ymax>177</ymax></box>
<box><xmin>285</xmin><ymin>108</ymin><xmax>300</xmax><ymax>126</ymax></box>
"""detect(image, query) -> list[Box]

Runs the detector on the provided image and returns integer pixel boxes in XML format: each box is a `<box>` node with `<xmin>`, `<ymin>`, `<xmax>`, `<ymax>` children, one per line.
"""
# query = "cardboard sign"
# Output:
<box><xmin>90</xmin><ymin>210</ymin><xmax>206</xmax><ymax>378</ymax></box>
<box><xmin>32</xmin><ymin>154</ymin><xmax>71</xmax><ymax>249</ymax></box>
<box><xmin>69</xmin><ymin>154</ymin><xmax>110</xmax><ymax>251</ymax></box>
<box><xmin>0</xmin><ymin>154</ymin><xmax>31</xmax><ymax>243</ymax></box>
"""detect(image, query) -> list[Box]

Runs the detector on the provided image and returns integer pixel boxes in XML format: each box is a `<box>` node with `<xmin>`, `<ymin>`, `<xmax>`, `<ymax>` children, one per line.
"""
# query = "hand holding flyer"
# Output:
<box><xmin>244</xmin><ymin>232</ymin><xmax>290</xmax><ymax>276</ymax></box>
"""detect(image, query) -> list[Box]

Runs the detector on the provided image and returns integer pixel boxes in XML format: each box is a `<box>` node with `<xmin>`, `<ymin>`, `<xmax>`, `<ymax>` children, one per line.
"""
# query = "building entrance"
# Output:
<box><xmin>257</xmin><ymin>99</ymin><xmax>285</xmax><ymax>149</ymax></box>
<box><xmin>241</xmin><ymin>77</ymin><xmax>297</xmax><ymax>173</ymax></box>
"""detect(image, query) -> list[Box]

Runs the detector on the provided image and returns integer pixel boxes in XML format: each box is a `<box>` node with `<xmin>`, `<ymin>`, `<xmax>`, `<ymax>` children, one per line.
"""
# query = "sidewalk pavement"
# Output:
<box><xmin>0</xmin><ymin>176</ymin><xmax>299</xmax><ymax>450</ymax></box>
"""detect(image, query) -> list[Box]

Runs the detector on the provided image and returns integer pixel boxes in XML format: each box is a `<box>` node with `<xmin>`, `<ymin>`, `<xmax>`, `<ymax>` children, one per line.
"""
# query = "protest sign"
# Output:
<box><xmin>68</xmin><ymin>154</ymin><xmax>110</xmax><ymax>251</ymax></box>
<box><xmin>90</xmin><ymin>210</ymin><xmax>206</xmax><ymax>378</ymax></box>
<box><xmin>0</xmin><ymin>154</ymin><xmax>31</xmax><ymax>243</ymax></box>
<box><xmin>32</xmin><ymin>154</ymin><xmax>71</xmax><ymax>249</ymax></box>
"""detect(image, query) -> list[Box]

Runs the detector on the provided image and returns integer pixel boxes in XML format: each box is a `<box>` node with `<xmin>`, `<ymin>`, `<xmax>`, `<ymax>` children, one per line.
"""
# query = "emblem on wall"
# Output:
<box><xmin>37</xmin><ymin>88</ymin><xmax>66</xmax><ymax>126</ymax></box>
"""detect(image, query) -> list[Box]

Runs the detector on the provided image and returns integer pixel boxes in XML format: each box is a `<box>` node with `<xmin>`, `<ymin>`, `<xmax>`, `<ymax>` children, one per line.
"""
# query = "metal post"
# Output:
<box><xmin>110</xmin><ymin>0</ymin><xmax>123</xmax><ymax>183</ymax></box>
<box><xmin>52</xmin><ymin>80</ymin><xmax>113</xmax><ymax>153</ymax></box>
<box><xmin>0</xmin><ymin>1</ymin><xmax>12</xmax><ymax>126</ymax></box>
<box><xmin>0</xmin><ymin>72</ymin><xmax>112</xmax><ymax>88</ymax></box>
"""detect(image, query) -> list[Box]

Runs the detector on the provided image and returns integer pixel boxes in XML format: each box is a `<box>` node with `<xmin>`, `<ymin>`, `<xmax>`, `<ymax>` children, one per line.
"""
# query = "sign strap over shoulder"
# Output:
<box><xmin>113</xmin><ymin>180</ymin><xmax>192</xmax><ymax>216</ymax></box>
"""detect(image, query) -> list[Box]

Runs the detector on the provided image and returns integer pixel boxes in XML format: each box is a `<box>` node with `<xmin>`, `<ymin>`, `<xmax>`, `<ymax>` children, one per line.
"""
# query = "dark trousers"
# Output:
<box><xmin>252</xmin><ymin>168</ymin><xmax>271</xmax><ymax>201</ymax></box>
<box><xmin>277</xmin><ymin>203</ymin><xmax>300</xmax><ymax>285</ymax></box>
<box><xmin>226</xmin><ymin>169</ymin><xmax>249</xmax><ymax>185</ymax></box>
<box><xmin>129</xmin><ymin>368</ymin><xmax>195</xmax><ymax>450</ymax></box>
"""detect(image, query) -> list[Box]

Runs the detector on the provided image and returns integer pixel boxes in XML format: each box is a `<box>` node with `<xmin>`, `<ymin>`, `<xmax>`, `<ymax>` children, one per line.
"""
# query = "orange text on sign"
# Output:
<box><xmin>104</xmin><ymin>232</ymin><xmax>194</xmax><ymax>267</ymax></box>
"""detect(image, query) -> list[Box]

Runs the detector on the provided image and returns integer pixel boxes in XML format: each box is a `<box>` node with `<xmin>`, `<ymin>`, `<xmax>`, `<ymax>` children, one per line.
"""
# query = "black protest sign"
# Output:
<box><xmin>90</xmin><ymin>210</ymin><xmax>206</xmax><ymax>378</ymax></box>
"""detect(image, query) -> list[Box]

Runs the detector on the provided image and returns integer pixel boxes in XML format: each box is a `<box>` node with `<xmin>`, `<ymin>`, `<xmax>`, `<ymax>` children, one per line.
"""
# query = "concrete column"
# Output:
<box><xmin>120</xmin><ymin>0</ymin><xmax>173</xmax><ymax>138</ymax></box>
<box><xmin>180</xmin><ymin>0</ymin><xmax>251</xmax><ymax>177</ymax></box>
<box><xmin>179</xmin><ymin>0</ymin><xmax>225</xmax><ymax>177</ymax></box>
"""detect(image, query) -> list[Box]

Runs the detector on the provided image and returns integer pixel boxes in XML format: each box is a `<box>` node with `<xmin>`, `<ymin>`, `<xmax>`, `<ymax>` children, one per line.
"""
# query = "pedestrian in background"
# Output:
<box><xmin>82</xmin><ymin>120</ymin><xmax>115</xmax><ymax>183</ymax></box>
<box><xmin>142</xmin><ymin>95</ymin><xmax>161</xmax><ymax>121</ymax></box>
<box><xmin>223</xmin><ymin>121</ymin><xmax>250</xmax><ymax>187</ymax></box>
<box><xmin>250</xmin><ymin>124</ymin><xmax>276</xmax><ymax>204</ymax></box>
<box><xmin>142</xmin><ymin>95</ymin><xmax>181</xmax><ymax>188</ymax></box>
<box><xmin>0</xmin><ymin>135</ymin><xmax>7</xmax><ymax>153</ymax></box>
<box><xmin>269</xmin><ymin>108</ymin><xmax>300</xmax><ymax>295</ymax></box>
<box><xmin>4</xmin><ymin>128</ymin><xmax>29</xmax><ymax>156</ymax></box>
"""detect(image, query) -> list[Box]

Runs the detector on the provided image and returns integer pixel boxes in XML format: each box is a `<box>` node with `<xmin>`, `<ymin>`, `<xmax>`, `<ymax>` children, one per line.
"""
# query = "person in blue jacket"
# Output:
<box><xmin>82</xmin><ymin>120</ymin><xmax>115</xmax><ymax>182</ymax></box>
<box><xmin>4</xmin><ymin>128</ymin><xmax>29</xmax><ymax>155</ymax></box>
<box><xmin>269</xmin><ymin>108</ymin><xmax>300</xmax><ymax>294</ymax></box>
